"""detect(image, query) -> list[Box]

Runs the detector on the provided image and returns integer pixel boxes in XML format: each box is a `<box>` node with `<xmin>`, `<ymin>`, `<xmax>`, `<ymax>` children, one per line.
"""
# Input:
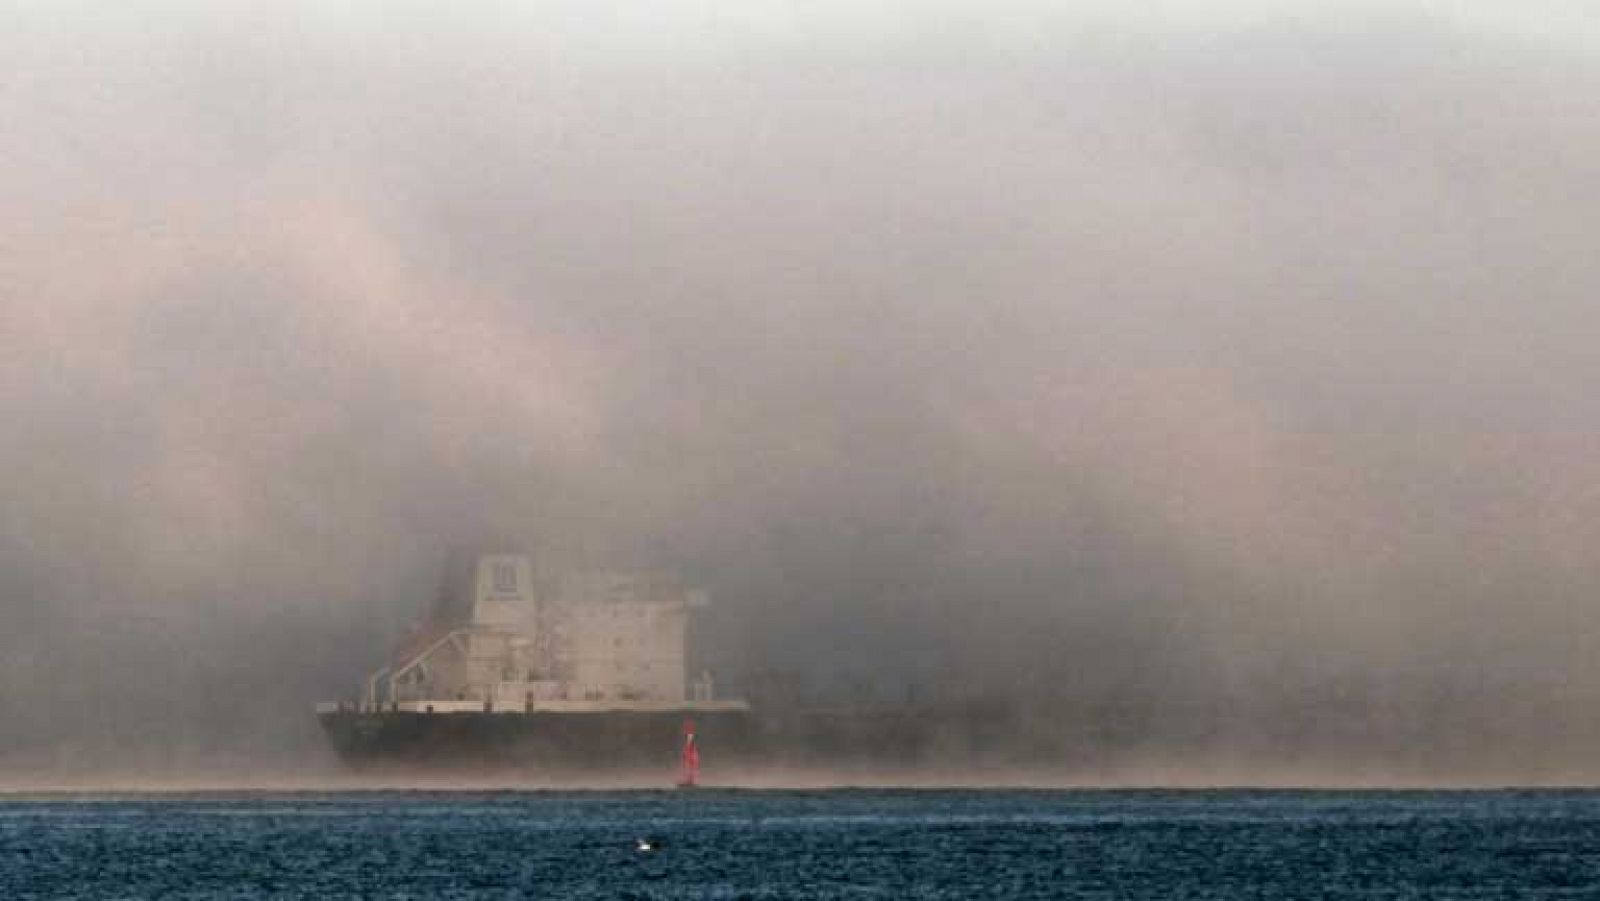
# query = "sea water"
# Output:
<box><xmin>2</xmin><ymin>789</ymin><xmax>1596</xmax><ymax>899</ymax></box>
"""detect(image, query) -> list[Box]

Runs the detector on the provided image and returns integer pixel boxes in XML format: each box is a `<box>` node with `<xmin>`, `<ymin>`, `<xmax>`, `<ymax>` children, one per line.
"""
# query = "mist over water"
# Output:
<box><xmin>3</xmin><ymin>3</ymin><xmax>1599</xmax><ymax>784</ymax></box>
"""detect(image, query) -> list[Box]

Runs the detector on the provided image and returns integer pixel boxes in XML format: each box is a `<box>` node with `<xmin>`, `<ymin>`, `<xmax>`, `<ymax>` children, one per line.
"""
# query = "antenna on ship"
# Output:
<box><xmin>676</xmin><ymin>718</ymin><xmax>700</xmax><ymax>789</ymax></box>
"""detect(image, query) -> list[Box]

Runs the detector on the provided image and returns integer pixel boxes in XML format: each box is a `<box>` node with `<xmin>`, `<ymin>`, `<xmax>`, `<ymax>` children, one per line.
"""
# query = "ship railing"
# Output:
<box><xmin>362</xmin><ymin>666</ymin><xmax>392</xmax><ymax>711</ymax></box>
<box><xmin>378</xmin><ymin>628</ymin><xmax>477</xmax><ymax>708</ymax></box>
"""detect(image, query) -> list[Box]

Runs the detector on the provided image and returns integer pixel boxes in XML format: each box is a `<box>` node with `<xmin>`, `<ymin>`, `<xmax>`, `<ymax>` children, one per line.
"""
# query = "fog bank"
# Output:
<box><xmin>3</xmin><ymin>3</ymin><xmax>1599</xmax><ymax>782</ymax></box>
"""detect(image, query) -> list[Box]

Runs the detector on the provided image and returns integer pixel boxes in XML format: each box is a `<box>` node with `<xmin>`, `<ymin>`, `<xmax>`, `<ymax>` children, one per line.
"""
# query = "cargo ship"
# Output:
<box><xmin>316</xmin><ymin>554</ymin><xmax>755</xmax><ymax>771</ymax></box>
<box><xmin>317</xmin><ymin>553</ymin><xmax>1014</xmax><ymax>775</ymax></box>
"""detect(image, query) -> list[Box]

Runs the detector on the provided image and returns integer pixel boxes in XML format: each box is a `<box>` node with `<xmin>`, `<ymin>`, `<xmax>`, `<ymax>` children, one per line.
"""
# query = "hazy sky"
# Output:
<box><xmin>3</xmin><ymin>2</ymin><xmax>1598</xmax><ymax>781</ymax></box>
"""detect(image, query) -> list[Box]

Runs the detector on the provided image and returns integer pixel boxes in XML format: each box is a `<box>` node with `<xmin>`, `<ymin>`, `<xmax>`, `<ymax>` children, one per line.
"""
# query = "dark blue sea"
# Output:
<box><xmin>2</xmin><ymin>789</ymin><xmax>1597</xmax><ymax>899</ymax></box>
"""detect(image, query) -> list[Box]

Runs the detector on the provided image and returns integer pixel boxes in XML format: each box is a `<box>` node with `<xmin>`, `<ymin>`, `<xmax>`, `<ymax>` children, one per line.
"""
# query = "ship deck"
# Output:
<box><xmin>316</xmin><ymin>699</ymin><xmax>750</xmax><ymax>715</ymax></box>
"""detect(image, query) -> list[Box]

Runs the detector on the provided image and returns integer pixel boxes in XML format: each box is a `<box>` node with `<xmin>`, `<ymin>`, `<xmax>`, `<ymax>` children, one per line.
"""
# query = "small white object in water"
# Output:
<box><xmin>635</xmin><ymin>838</ymin><xmax>656</xmax><ymax>852</ymax></box>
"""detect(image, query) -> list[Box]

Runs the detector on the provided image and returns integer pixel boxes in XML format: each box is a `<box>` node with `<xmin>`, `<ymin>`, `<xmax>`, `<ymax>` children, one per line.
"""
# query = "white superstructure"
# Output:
<box><xmin>332</xmin><ymin>554</ymin><xmax>744</xmax><ymax>715</ymax></box>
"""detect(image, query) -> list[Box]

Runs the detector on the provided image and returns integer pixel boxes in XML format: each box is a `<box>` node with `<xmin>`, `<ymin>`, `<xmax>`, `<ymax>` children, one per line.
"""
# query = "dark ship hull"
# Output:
<box><xmin>318</xmin><ymin>706</ymin><xmax>757</xmax><ymax>770</ymax></box>
<box><xmin>316</xmin><ymin>701</ymin><xmax>1013</xmax><ymax>773</ymax></box>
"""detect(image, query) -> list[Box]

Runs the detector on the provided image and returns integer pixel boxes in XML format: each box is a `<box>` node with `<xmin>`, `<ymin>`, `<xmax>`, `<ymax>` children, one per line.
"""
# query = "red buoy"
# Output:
<box><xmin>677</xmin><ymin>718</ymin><xmax>700</xmax><ymax>788</ymax></box>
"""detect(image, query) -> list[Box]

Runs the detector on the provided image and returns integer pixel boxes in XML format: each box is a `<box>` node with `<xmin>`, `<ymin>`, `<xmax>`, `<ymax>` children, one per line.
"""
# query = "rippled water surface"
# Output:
<box><xmin>3</xmin><ymin>789</ymin><xmax>1598</xmax><ymax>898</ymax></box>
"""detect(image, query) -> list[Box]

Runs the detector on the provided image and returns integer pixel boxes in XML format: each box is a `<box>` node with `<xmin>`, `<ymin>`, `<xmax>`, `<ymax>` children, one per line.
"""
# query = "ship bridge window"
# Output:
<box><xmin>492</xmin><ymin>562</ymin><xmax>518</xmax><ymax>594</ymax></box>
